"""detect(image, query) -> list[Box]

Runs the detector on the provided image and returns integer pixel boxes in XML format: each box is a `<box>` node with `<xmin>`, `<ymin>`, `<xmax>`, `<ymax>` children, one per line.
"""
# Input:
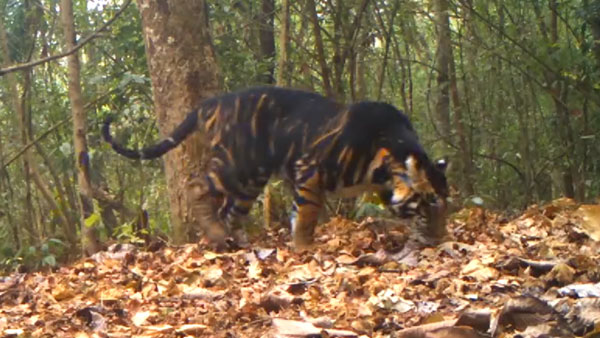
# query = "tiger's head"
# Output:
<box><xmin>389</xmin><ymin>154</ymin><xmax>448</xmax><ymax>218</ymax></box>
<box><xmin>332</xmin><ymin>101</ymin><xmax>449</xmax><ymax>222</ymax></box>
<box><xmin>369</xmin><ymin>148</ymin><xmax>448</xmax><ymax>218</ymax></box>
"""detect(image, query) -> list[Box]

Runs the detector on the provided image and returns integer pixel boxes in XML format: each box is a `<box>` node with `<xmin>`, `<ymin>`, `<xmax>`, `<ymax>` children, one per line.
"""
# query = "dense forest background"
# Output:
<box><xmin>0</xmin><ymin>0</ymin><xmax>599</xmax><ymax>266</ymax></box>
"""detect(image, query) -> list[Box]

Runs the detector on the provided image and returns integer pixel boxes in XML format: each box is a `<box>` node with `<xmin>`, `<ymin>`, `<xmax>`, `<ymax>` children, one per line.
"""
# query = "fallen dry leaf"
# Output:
<box><xmin>0</xmin><ymin>199</ymin><xmax>598</xmax><ymax>337</ymax></box>
<box><xmin>575</xmin><ymin>204</ymin><xmax>600</xmax><ymax>241</ymax></box>
<box><xmin>271</xmin><ymin>318</ymin><xmax>358</xmax><ymax>337</ymax></box>
<box><xmin>131</xmin><ymin>311</ymin><xmax>153</xmax><ymax>326</ymax></box>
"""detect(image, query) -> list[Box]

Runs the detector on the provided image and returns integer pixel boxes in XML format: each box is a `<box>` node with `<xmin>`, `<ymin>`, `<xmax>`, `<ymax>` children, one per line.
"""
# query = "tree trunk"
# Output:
<box><xmin>331</xmin><ymin>0</ymin><xmax>369</xmax><ymax>100</ymax></box>
<box><xmin>0</xmin><ymin>49</ymin><xmax>18</xmax><ymax>248</ymax></box>
<box><xmin>434</xmin><ymin>0</ymin><xmax>452</xmax><ymax>147</ymax></box>
<box><xmin>354</xmin><ymin>35</ymin><xmax>367</xmax><ymax>100</ymax></box>
<box><xmin>265</xmin><ymin>0</ymin><xmax>292</xmax><ymax>229</ymax></box>
<box><xmin>136</xmin><ymin>0</ymin><xmax>220</xmax><ymax>244</ymax></box>
<box><xmin>60</xmin><ymin>0</ymin><xmax>102</xmax><ymax>255</ymax></box>
<box><xmin>34</xmin><ymin>142</ymin><xmax>78</xmax><ymax>233</ymax></box>
<box><xmin>448</xmin><ymin>30</ymin><xmax>474</xmax><ymax>196</ymax></box>
<box><xmin>331</xmin><ymin>0</ymin><xmax>345</xmax><ymax>99</ymax></box>
<box><xmin>374</xmin><ymin>1</ymin><xmax>397</xmax><ymax>101</ymax></box>
<box><xmin>511</xmin><ymin>75</ymin><xmax>533</xmax><ymax>205</ymax></box>
<box><xmin>547</xmin><ymin>0</ymin><xmax>578</xmax><ymax>199</ymax></box>
<box><xmin>0</xmin><ymin>147</ymin><xmax>17</xmax><ymax>248</ymax></box>
<box><xmin>585</xmin><ymin>1</ymin><xmax>600</xmax><ymax>68</ymax></box>
<box><xmin>307</xmin><ymin>0</ymin><xmax>333</xmax><ymax>97</ymax></box>
<box><xmin>392</xmin><ymin>28</ymin><xmax>414</xmax><ymax>115</ymax></box>
<box><xmin>258</xmin><ymin>0</ymin><xmax>276</xmax><ymax>84</ymax></box>
<box><xmin>276</xmin><ymin>0</ymin><xmax>291</xmax><ymax>86</ymax></box>
<box><xmin>0</xmin><ymin>9</ymin><xmax>38</xmax><ymax>248</ymax></box>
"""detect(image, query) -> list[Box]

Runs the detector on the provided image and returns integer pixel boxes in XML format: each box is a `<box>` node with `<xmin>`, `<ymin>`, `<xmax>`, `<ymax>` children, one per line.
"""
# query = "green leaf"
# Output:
<box><xmin>354</xmin><ymin>202</ymin><xmax>386</xmax><ymax>219</ymax></box>
<box><xmin>48</xmin><ymin>238</ymin><xmax>66</xmax><ymax>247</ymax></box>
<box><xmin>85</xmin><ymin>212</ymin><xmax>101</xmax><ymax>228</ymax></box>
<box><xmin>42</xmin><ymin>255</ymin><xmax>57</xmax><ymax>267</ymax></box>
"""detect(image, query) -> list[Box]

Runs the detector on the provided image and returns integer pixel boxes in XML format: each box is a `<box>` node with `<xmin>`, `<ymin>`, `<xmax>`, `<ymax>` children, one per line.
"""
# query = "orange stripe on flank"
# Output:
<box><xmin>251</xmin><ymin>94</ymin><xmax>268</xmax><ymax>137</ymax></box>
<box><xmin>205</xmin><ymin>102</ymin><xmax>221</xmax><ymax>131</ymax></box>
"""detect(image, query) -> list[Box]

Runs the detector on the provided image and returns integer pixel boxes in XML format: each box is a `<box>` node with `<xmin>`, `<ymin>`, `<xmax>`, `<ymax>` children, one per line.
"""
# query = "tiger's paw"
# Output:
<box><xmin>200</xmin><ymin>221</ymin><xmax>230</xmax><ymax>251</ymax></box>
<box><xmin>291</xmin><ymin>235</ymin><xmax>316</xmax><ymax>252</ymax></box>
<box><xmin>230</xmin><ymin>229</ymin><xmax>250</xmax><ymax>249</ymax></box>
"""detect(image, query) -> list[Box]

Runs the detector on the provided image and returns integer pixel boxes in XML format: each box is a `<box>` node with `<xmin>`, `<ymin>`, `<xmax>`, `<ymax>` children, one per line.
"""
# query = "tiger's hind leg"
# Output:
<box><xmin>186</xmin><ymin>172</ymin><xmax>230</xmax><ymax>249</ymax></box>
<box><xmin>291</xmin><ymin>164</ymin><xmax>324</xmax><ymax>250</ymax></box>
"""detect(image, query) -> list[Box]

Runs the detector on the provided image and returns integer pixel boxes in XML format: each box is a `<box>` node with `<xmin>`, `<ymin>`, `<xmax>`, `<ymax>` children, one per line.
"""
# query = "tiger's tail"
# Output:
<box><xmin>102</xmin><ymin>110</ymin><xmax>199</xmax><ymax>160</ymax></box>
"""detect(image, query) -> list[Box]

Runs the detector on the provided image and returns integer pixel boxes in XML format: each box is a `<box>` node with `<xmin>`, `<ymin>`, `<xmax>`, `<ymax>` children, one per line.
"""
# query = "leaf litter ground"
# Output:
<box><xmin>1</xmin><ymin>198</ymin><xmax>600</xmax><ymax>337</ymax></box>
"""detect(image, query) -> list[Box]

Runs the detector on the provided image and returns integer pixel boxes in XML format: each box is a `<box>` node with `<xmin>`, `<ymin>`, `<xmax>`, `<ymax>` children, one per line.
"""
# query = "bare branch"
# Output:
<box><xmin>2</xmin><ymin>117</ymin><xmax>71</xmax><ymax>169</ymax></box>
<box><xmin>0</xmin><ymin>0</ymin><xmax>133</xmax><ymax>76</ymax></box>
<box><xmin>1</xmin><ymin>86</ymin><xmax>120</xmax><ymax>170</ymax></box>
<box><xmin>458</xmin><ymin>0</ymin><xmax>600</xmax><ymax>107</ymax></box>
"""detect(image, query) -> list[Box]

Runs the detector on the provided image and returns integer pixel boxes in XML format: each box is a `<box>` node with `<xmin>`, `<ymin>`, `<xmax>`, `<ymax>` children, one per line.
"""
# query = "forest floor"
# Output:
<box><xmin>1</xmin><ymin>198</ymin><xmax>600</xmax><ymax>338</ymax></box>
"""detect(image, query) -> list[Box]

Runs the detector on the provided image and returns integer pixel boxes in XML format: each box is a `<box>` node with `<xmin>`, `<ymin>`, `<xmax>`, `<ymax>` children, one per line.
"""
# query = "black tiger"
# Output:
<box><xmin>102</xmin><ymin>87</ymin><xmax>448</xmax><ymax>249</ymax></box>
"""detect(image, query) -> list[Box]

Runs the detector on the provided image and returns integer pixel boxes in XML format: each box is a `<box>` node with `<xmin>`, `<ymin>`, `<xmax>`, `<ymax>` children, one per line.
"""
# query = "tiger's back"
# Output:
<box><xmin>198</xmin><ymin>87</ymin><xmax>342</xmax><ymax>193</ymax></box>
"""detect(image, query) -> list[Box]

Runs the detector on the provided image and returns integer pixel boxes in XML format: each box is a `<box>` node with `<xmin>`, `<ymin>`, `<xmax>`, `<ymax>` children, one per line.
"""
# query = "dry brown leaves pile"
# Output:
<box><xmin>1</xmin><ymin>198</ymin><xmax>600</xmax><ymax>338</ymax></box>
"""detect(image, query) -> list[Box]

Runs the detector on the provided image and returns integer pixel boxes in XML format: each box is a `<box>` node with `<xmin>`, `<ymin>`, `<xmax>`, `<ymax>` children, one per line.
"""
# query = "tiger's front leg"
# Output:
<box><xmin>217</xmin><ymin>195</ymin><xmax>256</xmax><ymax>247</ymax></box>
<box><xmin>291</xmin><ymin>165</ymin><xmax>324</xmax><ymax>249</ymax></box>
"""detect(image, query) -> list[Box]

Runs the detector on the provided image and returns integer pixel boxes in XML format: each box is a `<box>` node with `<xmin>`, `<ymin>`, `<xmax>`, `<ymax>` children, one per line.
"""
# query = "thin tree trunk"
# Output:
<box><xmin>34</xmin><ymin>142</ymin><xmax>78</xmax><ymax>234</ymax></box>
<box><xmin>548</xmin><ymin>0</ymin><xmax>578</xmax><ymax>199</ymax></box>
<box><xmin>448</xmin><ymin>33</ymin><xmax>474</xmax><ymax>195</ymax></box>
<box><xmin>60</xmin><ymin>0</ymin><xmax>102</xmax><ymax>254</ymax></box>
<box><xmin>511</xmin><ymin>75</ymin><xmax>533</xmax><ymax>205</ymax></box>
<box><xmin>348</xmin><ymin>10</ymin><xmax>371</xmax><ymax>101</ymax></box>
<box><xmin>354</xmin><ymin>33</ymin><xmax>367</xmax><ymax>100</ymax></box>
<box><xmin>292</xmin><ymin>1</ymin><xmax>316</xmax><ymax>90</ymax></box>
<box><xmin>277</xmin><ymin>0</ymin><xmax>291</xmax><ymax>86</ymax></box>
<box><xmin>579</xmin><ymin>98</ymin><xmax>590</xmax><ymax>201</ymax></box>
<box><xmin>265</xmin><ymin>0</ymin><xmax>292</xmax><ymax>229</ymax></box>
<box><xmin>554</xmin><ymin>86</ymin><xmax>576</xmax><ymax>198</ymax></box>
<box><xmin>0</xmin><ymin>128</ymin><xmax>18</xmax><ymax>249</ymax></box>
<box><xmin>405</xmin><ymin>42</ymin><xmax>414</xmax><ymax>115</ymax></box>
<box><xmin>0</xmin><ymin>10</ymin><xmax>38</xmax><ymax>247</ymax></box>
<box><xmin>531</xmin><ymin>0</ymin><xmax>579</xmax><ymax>199</ymax></box>
<box><xmin>392</xmin><ymin>29</ymin><xmax>413</xmax><ymax>115</ymax></box>
<box><xmin>584</xmin><ymin>0</ymin><xmax>600</xmax><ymax>68</ymax></box>
<box><xmin>349</xmin><ymin>46</ymin><xmax>357</xmax><ymax>100</ymax></box>
<box><xmin>331</xmin><ymin>0</ymin><xmax>345</xmax><ymax>99</ymax></box>
<box><xmin>372</xmin><ymin>4</ymin><xmax>389</xmax><ymax>100</ymax></box>
<box><xmin>331</xmin><ymin>0</ymin><xmax>370</xmax><ymax>100</ymax></box>
<box><xmin>373</xmin><ymin>0</ymin><xmax>398</xmax><ymax>101</ymax></box>
<box><xmin>136</xmin><ymin>0</ymin><xmax>220</xmax><ymax>244</ymax></box>
<box><xmin>307</xmin><ymin>0</ymin><xmax>333</xmax><ymax>97</ymax></box>
<box><xmin>434</xmin><ymin>0</ymin><xmax>452</xmax><ymax>147</ymax></box>
<box><xmin>29</xmin><ymin>166</ymin><xmax>74</xmax><ymax>241</ymax></box>
<box><xmin>258</xmin><ymin>0</ymin><xmax>276</xmax><ymax>84</ymax></box>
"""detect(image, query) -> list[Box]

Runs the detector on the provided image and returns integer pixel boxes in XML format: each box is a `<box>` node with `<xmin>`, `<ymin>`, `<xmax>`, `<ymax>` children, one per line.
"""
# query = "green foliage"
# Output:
<box><xmin>113</xmin><ymin>221</ymin><xmax>146</xmax><ymax>245</ymax></box>
<box><xmin>353</xmin><ymin>202</ymin><xmax>387</xmax><ymax>220</ymax></box>
<box><xmin>0</xmin><ymin>238</ymin><xmax>66</xmax><ymax>272</ymax></box>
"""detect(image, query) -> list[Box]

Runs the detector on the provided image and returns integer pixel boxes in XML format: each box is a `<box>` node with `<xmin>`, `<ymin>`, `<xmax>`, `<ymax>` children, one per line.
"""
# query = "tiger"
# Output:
<box><xmin>102</xmin><ymin>86</ymin><xmax>449</xmax><ymax>249</ymax></box>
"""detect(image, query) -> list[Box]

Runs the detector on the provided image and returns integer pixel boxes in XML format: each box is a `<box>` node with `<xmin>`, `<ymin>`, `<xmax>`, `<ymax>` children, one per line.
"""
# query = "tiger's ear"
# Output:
<box><xmin>435</xmin><ymin>158</ymin><xmax>448</xmax><ymax>172</ymax></box>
